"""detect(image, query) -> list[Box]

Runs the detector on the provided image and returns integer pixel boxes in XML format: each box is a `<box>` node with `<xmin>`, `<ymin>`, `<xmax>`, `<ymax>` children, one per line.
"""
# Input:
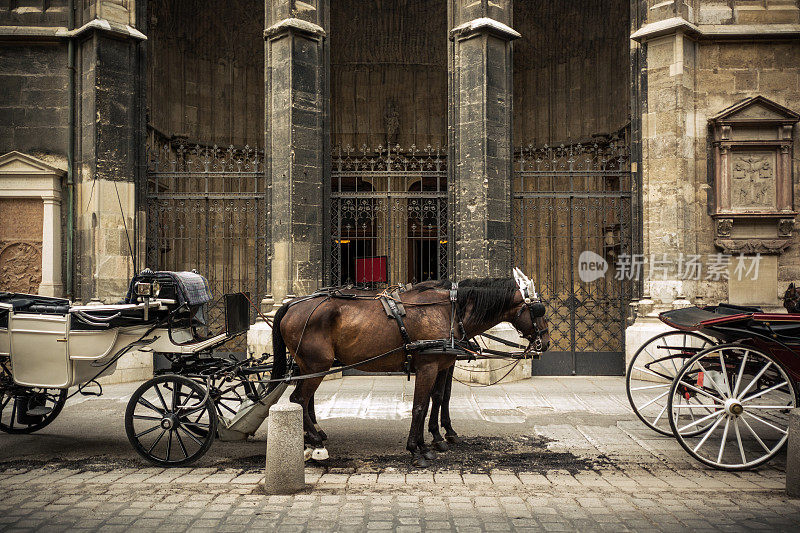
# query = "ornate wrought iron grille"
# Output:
<box><xmin>330</xmin><ymin>145</ymin><xmax>449</xmax><ymax>288</ymax></box>
<box><xmin>512</xmin><ymin>135</ymin><xmax>635</xmax><ymax>375</ymax></box>
<box><xmin>145</xmin><ymin>139</ymin><xmax>267</xmax><ymax>353</ymax></box>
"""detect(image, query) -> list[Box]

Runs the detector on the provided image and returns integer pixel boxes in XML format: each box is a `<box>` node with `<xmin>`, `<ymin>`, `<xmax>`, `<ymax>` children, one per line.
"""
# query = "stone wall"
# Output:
<box><xmin>0</xmin><ymin>2</ymin><xmax>145</xmax><ymax>304</ymax></box>
<box><xmin>627</xmin><ymin>0</ymin><xmax>800</xmax><ymax>367</ymax></box>
<box><xmin>635</xmin><ymin>0</ymin><xmax>800</xmax><ymax>309</ymax></box>
<box><xmin>0</xmin><ymin>45</ymin><xmax>70</xmax><ymax>159</ymax></box>
<box><xmin>695</xmin><ymin>39</ymin><xmax>800</xmax><ymax>304</ymax></box>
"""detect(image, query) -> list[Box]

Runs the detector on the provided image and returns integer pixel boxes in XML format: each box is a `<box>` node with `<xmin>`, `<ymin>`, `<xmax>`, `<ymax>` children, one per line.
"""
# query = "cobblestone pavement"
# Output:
<box><xmin>1</xmin><ymin>376</ymin><xmax>799</xmax><ymax>531</ymax></box>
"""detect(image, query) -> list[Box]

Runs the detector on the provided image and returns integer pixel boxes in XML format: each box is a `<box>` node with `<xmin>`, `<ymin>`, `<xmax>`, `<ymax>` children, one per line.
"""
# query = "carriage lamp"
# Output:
<box><xmin>135</xmin><ymin>280</ymin><xmax>161</xmax><ymax>298</ymax></box>
<box><xmin>135</xmin><ymin>281</ymin><xmax>152</xmax><ymax>297</ymax></box>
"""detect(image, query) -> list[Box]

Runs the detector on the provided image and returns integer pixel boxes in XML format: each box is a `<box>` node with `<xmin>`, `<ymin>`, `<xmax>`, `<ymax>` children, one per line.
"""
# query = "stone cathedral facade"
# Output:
<box><xmin>1</xmin><ymin>0</ymin><xmax>799</xmax><ymax>375</ymax></box>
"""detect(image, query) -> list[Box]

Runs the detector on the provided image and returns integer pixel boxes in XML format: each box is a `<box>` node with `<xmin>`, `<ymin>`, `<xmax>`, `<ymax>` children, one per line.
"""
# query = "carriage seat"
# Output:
<box><xmin>124</xmin><ymin>270</ymin><xmax>212</xmax><ymax>308</ymax></box>
<box><xmin>714</xmin><ymin>303</ymin><xmax>763</xmax><ymax>315</ymax></box>
<box><xmin>0</xmin><ymin>293</ymin><xmax>70</xmax><ymax>315</ymax></box>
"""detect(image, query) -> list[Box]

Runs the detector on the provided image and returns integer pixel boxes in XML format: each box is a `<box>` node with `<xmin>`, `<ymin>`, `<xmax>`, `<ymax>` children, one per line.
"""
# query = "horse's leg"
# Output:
<box><xmin>407</xmin><ymin>360</ymin><xmax>439</xmax><ymax>467</ymax></box>
<box><xmin>441</xmin><ymin>365</ymin><xmax>462</xmax><ymax>444</ymax></box>
<box><xmin>308</xmin><ymin>394</ymin><xmax>327</xmax><ymax>441</ymax></box>
<box><xmin>427</xmin><ymin>369</ymin><xmax>449</xmax><ymax>452</ymax></box>
<box><xmin>289</xmin><ymin>376</ymin><xmax>327</xmax><ymax>456</ymax></box>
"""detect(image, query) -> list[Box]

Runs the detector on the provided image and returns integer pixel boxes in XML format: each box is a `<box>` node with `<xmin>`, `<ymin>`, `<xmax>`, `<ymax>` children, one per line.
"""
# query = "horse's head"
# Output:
<box><xmin>783</xmin><ymin>283</ymin><xmax>800</xmax><ymax>313</ymax></box>
<box><xmin>510</xmin><ymin>268</ymin><xmax>550</xmax><ymax>352</ymax></box>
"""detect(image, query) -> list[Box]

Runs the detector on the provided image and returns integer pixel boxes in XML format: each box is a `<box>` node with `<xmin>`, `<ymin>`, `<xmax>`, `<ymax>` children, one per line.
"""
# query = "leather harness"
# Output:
<box><xmin>378</xmin><ymin>282</ymin><xmax>472</xmax><ymax>378</ymax></box>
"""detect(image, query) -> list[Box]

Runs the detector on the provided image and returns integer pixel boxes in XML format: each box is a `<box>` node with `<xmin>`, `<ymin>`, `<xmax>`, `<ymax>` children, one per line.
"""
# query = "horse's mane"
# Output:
<box><xmin>414</xmin><ymin>278</ymin><xmax>519</xmax><ymax>324</ymax></box>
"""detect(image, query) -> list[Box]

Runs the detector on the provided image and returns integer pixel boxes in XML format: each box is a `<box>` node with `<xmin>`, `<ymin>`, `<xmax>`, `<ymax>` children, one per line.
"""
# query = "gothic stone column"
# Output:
<box><xmin>265</xmin><ymin>0</ymin><xmax>329</xmax><ymax>305</ymax></box>
<box><xmin>448</xmin><ymin>0</ymin><xmax>519</xmax><ymax>280</ymax></box>
<box><xmin>626</xmin><ymin>6</ymin><xmax>702</xmax><ymax>367</ymax></box>
<box><xmin>73</xmin><ymin>1</ymin><xmax>146</xmax><ymax>302</ymax></box>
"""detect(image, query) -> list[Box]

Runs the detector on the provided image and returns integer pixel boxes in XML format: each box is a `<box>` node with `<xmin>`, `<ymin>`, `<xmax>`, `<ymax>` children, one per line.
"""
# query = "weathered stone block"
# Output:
<box><xmin>718</xmin><ymin>44</ymin><xmax>775</xmax><ymax>69</ymax></box>
<box><xmin>760</xmin><ymin>70</ymin><xmax>799</xmax><ymax>92</ymax></box>
<box><xmin>733</xmin><ymin>70</ymin><xmax>758</xmax><ymax>91</ymax></box>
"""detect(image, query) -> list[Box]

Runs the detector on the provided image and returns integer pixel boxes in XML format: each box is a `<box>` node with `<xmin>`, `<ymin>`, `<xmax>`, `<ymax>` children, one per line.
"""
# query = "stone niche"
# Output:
<box><xmin>709</xmin><ymin>96</ymin><xmax>799</xmax><ymax>306</ymax></box>
<box><xmin>0</xmin><ymin>152</ymin><xmax>65</xmax><ymax>296</ymax></box>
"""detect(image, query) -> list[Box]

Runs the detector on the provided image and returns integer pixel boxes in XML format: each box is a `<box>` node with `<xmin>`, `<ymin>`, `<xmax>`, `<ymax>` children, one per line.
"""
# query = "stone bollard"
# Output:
<box><xmin>264</xmin><ymin>402</ymin><xmax>305</xmax><ymax>494</ymax></box>
<box><xmin>787</xmin><ymin>408</ymin><xmax>800</xmax><ymax>497</ymax></box>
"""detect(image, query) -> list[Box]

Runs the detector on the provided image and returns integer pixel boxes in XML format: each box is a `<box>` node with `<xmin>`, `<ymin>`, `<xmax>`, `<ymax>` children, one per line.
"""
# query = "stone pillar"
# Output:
<box><xmin>265</xmin><ymin>0</ymin><xmax>329</xmax><ymax>306</ymax></box>
<box><xmin>448</xmin><ymin>0</ymin><xmax>519</xmax><ymax>279</ymax></box>
<box><xmin>788</xmin><ymin>409</ymin><xmax>800</xmax><ymax>497</ymax></box>
<box><xmin>39</xmin><ymin>198</ymin><xmax>62</xmax><ymax>297</ymax></box>
<box><xmin>264</xmin><ymin>402</ymin><xmax>305</xmax><ymax>494</ymax></box>
<box><xmin>626</xmin><ymin>6</ymin><xmax>701</xmax><ymax>366</ymax></box>
<box><xmin>73</xmin><ymin>1</ymin><xmax>146</xmax><ymax>302</ymax></box>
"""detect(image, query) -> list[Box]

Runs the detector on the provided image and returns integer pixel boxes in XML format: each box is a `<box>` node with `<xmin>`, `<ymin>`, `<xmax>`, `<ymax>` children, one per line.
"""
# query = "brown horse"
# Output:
<box><xmin>270</xmin><ymin>276</ymin><xmax>549</xmax><ymax>467</ymax></box>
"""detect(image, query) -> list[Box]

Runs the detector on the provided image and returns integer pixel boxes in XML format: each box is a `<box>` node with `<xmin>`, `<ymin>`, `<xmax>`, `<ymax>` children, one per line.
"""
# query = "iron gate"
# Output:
<box><xmin>145</xmin><ymin>138</ymin><xmax>268</xmax><ymax>352</ymax></box>
<box><xmin>512</xmin><ymin>135</ymin><xmax>635</xmax><ymax>375</ymax></box>
<box><xmin>330</xmin><ymin>145</ymin><xmax>449</xmax><ymax>287</ymax></box>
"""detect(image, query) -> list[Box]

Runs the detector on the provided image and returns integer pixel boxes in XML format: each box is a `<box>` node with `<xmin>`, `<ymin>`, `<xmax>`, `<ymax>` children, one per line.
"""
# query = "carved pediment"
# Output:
<box><xmin>710</xmin><ymin>96</ymin><xmax>800</xmax><ymax>125</ymax></box>
<box><xmin>0</xmin><ymin>151</ymin><xmax>66</xmax><ymax>176</ymax></box>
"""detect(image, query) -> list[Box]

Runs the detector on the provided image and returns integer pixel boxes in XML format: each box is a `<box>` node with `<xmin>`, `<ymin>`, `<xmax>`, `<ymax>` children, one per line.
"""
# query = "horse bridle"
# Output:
<box><xmin>513</xmin><ymin>285</ymin><xmax>548</xmax><ymax>352</ymax></box>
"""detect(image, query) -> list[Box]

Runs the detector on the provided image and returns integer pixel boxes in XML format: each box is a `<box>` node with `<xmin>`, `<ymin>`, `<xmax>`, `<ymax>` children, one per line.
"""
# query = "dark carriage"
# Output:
<box><xmin>627</xmin><ymin>303</ymin><xmax>799</xmax><ymax>470</ymax></box>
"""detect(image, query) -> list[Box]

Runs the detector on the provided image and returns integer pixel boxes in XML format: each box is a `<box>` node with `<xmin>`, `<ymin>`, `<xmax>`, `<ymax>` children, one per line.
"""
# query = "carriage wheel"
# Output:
<box><xmin>667</xmin><ymin>344</ymin><xmax>797</xmax><ymax>471</ymax></box>
<box><xmin>206</xmin><ymin>366</ymin><xmax>271</xmax><ymax>424</ymax></box>
<box><xmin>626</xmin><ymin>331</ymin><xmax>715</xmax><ymax>436</ymax></box>
<box><xmin>125</xmin><ymin>374</ymin><xmax>217</xmax><ymax>466</ymax></box>
<box><xmin>0</xmin><ymin>356</ymin><xmax>67</xmax><ymax>434</ymax></box>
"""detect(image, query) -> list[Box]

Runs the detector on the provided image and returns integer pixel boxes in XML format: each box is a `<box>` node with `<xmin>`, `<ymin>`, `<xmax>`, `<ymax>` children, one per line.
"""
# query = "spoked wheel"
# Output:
<box><xmin>668</xmin><ymin>344</ymin><xmax>798</xmax><ymax>470</ymax></box>
<box><xmin>0</xmin><ymin>356</ymin><xmax>67</xmax><ymax>434</ymax></box>
<box><xmin>206</xmin><ymin>366</ymin><xmax>271</xmax><ymax>424</ymax></box>
<box><xmin>626</xmin><ymin>331</ymin><xmax>715</xmax><ymax>436</ymax></box>
<box><xmin>125</xmin><ymin>374</ymin><xmax>217</xmax><ymax>466</ymax></box>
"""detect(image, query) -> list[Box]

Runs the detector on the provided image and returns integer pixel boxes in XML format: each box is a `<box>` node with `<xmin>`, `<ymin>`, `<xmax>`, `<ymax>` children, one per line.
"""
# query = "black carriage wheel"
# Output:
<box><xmin>207</xmin><ymin>368</ymin><xmax>270</xmax><ymax>423</ymax></box>
<box><xmin>626</xmin><ymin>331</ymin><xmax>715</xmax><ymax>437</ymax></box>
<box><xmin>0</xmin><ymin>357</ymin><xmax>67</xmax><ymax>434</ymax></box>
<box><xmin>125</xmin><ymin>374</ymin><xmax>217</xmax><ymax>467</ymax></box>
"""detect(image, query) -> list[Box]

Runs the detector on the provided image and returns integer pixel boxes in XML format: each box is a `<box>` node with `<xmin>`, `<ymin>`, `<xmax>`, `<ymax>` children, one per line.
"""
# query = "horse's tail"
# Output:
<box><xmin>269</xmin><ymin>302</ymin><xmax>290</xmax><ymax>392</ymax></box>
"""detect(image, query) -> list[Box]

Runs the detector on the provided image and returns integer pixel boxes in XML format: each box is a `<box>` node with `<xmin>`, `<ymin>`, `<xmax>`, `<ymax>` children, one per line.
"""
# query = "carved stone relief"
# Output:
<box><xmin>730</xmin><ymin>152</ymin><xmax>776</xmax><ymax>211</ymax></box>
<box><xmin>716</xmin><ymin>218</ymin><xmax>733</xmax><ymax>238</ymax></box>
<box><xmin>714</xmin><ymin>238</ymin><xmax>792</xmax><ymax>255</ymax></box>
<box><xmin>0</xmin><ymin>241</ymin><xmax>43</xmax><ymax>294</ymax></box>
<box><xmin>779</xmin><ymin>218</ymin><xmax>795</xmax><ymax>238</ymax></box>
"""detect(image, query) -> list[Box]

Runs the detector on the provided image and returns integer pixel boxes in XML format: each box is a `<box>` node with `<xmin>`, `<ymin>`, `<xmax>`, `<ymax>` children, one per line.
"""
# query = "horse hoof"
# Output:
<box><xmin>412</xmin><ymin>456</ymin><xmax>429</xmax><ymax>468</ymax></box>
<box><xmin>445</xmin><ymin>434</ymin><xmax>463</xmax><ymax>445</ymax></box>
<box><xmin>311</xmin><ymin>447</ymin><xmax>329</xmax><ymax>461</ymax></box>
<box><xmin>433</xmin><ymin>440</ymin><xmax>449</xmax><ymax>452</ymax></box>
<box><xmin>422</xmin><ymin>448</ymin><xmax>437</xmax><ymax>461</ymax></box>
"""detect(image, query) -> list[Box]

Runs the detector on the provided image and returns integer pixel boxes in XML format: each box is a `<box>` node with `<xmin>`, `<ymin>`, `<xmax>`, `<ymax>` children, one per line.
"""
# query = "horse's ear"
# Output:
<box><xmin>790</xmin><ymin>282</ymin><xmax>796</xmax><ymax>291</ymax></box>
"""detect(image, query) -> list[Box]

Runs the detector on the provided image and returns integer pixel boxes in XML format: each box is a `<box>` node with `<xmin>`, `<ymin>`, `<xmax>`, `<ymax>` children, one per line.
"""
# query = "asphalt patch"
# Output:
<box><xmin>0</xmin><ymin>435</ymin><xmax>612</xmax><ymax>476</ymax></box>
<box><xmin>218</xmin><ymin>434</ymin><xmax>612</xmax><ymax>475</ymax></box>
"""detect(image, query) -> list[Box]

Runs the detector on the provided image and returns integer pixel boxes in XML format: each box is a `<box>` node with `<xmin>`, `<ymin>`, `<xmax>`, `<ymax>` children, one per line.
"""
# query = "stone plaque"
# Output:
<box><xmin>0</xmin><ymin>198</ymin><xmax>44</xmax><ymax>293</ymax></box>
<box><xmin>709</xmin><ymin>96</ymin><xmax>798</xmax><ymax>255</ymax></box>
<box><xmin>730</xmin><ymin>152</ymin><xmax>776</xmax><ymax>211</ymax></box>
